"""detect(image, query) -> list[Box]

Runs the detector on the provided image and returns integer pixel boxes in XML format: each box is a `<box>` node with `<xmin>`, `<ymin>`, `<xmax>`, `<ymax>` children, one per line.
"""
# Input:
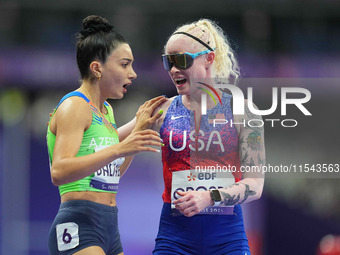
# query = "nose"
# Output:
<box><xmin>170</xmin><ymin>64</ymin><xmax>181</xmax><ymax>74</ymax></box>
<box><xmin>129</xmin><ymin>68</ymin><xmax>137</xmax><ymax>80</ymax></box>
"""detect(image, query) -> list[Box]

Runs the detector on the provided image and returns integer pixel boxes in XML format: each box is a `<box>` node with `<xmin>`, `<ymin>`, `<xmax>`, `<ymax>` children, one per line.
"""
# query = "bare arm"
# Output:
<box><xmin>118</xmin><ymin>118</ymin><xmax>136</xmax><ymax>141</ymax></box>
<box><xmin>118</xmin><ymin>96</ymin><xmax>168</xmax><ymax>141</ymax></box>
<box><xmin>117</xmin><ymin>96</ymin><xmax>168</xmax><ymax>176</ymax></box>
<box><xmin>218</xmin><ymin>100</ymin><xmax>265</xmax><ymax>206</ymax></box>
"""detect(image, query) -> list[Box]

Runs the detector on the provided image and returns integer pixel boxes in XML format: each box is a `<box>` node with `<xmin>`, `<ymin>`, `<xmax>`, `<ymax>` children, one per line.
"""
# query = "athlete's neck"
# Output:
<box><xmin>182</xmin><ymin>90</ymin><xmax>222</xmax><ymax>111</ymax></box>
<box><xmin>79</xmin><ymin>82</ymin><xmax>107</xmax><ymax>114</ymax></box>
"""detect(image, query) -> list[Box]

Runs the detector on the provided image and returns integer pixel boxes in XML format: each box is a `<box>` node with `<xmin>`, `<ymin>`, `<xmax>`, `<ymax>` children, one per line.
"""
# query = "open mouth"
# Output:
<box><xmin>174</xmin><ymin>78</ymin><xmax>187</xmax><ymax>86</ymax></box>
<box><xmin>122</xmin><ymin>84</ymin><xmax>129</xmax><ymax>93</ymax></box>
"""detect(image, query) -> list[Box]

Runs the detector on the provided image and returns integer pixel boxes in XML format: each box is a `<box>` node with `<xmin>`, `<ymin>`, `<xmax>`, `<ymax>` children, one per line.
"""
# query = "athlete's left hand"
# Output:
<box><xmin>173</xmin><ymin>190</ymin><xmax>212</xmax><ymax>217</ymax></box>
<box><xmin>133</xmin><ymin>96</ymin><xmax>167</xmax><ymax>132</ymax></box>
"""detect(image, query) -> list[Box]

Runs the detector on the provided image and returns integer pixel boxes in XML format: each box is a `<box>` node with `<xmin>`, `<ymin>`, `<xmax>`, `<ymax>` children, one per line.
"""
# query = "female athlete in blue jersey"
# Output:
<box><xmin>120</xmin><ymin>18</ymin><xmax>265</xmax><ymax>254</ymax></box>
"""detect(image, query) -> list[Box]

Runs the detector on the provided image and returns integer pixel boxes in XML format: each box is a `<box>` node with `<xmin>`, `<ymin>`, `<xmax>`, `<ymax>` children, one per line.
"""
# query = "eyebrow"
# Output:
<box><xmin>121</xmin><ymin>58</ymin><xmax>133</xmax><ymax>62</ymax></box>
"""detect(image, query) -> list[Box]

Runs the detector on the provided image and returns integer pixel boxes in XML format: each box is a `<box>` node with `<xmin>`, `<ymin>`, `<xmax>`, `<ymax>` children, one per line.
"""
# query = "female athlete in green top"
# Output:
<box><xmin>47</xmin><ymin>91</ymin><xmax>124</xmax><ymax>196</ymax></box>
<box><xmin>47</xmin><ymin>15</ymin><xmax>165</xmax><ymax>255</ymax></box>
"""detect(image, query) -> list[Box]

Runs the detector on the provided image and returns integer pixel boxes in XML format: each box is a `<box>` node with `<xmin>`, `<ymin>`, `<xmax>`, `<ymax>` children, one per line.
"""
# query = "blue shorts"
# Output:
<box><xmin>153</xmin><ymin>203</ymin><xmax>250</xmax><ymax>255</ymax></box>
<box><xmin>48</xmin><ymin>200</ymin><xmax>123</xmax><ymax>255</ymax></box>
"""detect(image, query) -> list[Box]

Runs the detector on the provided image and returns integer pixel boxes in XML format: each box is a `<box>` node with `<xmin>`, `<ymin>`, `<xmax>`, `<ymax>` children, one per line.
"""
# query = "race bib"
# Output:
<box><xmin>171</xmin><ymin>169</ymin><xmax>235</xmax><ymax>215</ymax></box>
<box><xmin>90</xmin><ymin>146</ymin><xmax>125</xmax><ymax>191</ymax></box>
<box><xmin>56</xmin><ymin>222</ymin><xmax>79</xmax><ymax>251</ymax></box>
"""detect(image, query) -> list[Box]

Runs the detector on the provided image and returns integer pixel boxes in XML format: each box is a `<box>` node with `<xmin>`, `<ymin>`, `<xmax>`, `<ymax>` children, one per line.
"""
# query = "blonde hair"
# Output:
<box><xmin>166</xmin><ymin>19</ymin><xmax>240</xmax><ymax>84</ymax></box>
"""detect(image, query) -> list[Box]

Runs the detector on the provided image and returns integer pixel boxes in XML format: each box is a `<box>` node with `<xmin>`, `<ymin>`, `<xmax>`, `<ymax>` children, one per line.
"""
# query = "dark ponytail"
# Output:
<box><xmin>76</xmin><ymin>15</ymin><xmax>127</xmax><ymax>80</ymax></box>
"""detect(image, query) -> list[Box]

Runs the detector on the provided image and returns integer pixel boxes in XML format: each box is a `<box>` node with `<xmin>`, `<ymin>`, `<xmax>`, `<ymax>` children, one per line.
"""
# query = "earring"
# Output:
<box><xmin>97</xmin><ymin>74</ymin><xmax>101</xmax><ymax>80</ymax></box>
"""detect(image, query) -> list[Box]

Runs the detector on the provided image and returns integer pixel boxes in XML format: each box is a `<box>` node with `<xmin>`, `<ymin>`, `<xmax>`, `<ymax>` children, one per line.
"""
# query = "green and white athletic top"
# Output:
<box><xmin>46</xmin><ymin>91</ymin><xmax>124</xmax><ymax>196</ymax></box>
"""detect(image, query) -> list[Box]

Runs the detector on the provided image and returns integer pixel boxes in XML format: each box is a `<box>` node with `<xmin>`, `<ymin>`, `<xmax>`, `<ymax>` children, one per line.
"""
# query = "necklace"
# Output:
<box><xmin>81</xmin><ymin>88</ymin><xmax>117</xmax><ymax>134</ymax></box>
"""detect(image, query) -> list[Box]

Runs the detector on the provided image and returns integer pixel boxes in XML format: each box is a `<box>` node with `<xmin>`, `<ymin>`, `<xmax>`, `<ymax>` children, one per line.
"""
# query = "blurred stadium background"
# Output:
<box><xmin>0</xmin><ymin>1</ymin><xmax>340</xmax><ymax>254</ymax></box>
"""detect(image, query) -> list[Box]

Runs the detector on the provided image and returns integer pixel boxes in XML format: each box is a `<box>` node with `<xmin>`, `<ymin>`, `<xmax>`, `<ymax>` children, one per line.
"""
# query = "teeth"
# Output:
<box><xmin>174</xmin><ymin>78</ymin><xmax>186</xmax><ymax>85</ymax></box>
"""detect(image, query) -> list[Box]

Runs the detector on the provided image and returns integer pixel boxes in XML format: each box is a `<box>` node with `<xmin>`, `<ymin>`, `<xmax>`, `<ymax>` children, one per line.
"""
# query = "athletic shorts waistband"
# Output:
<box><xmin>60</xmin><ymin>200</ymin><xmax>118</xmax><ymax>213</ymax></box>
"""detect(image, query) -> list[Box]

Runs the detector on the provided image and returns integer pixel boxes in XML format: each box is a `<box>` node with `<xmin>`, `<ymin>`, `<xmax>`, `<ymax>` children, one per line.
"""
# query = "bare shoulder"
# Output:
<box><xmin>50</xmin><ymin>96</ymin><xmax>92</xmax><ymax>134</ymax></box>
<box><xmin>152</xmin><ymin>96</ymin><xmax>175</xmax><ymax>114</ymax></box>
<box><xmin>160</xmin><ymin>96</ymin><xmax>175</xmax><ymax>111</ymax></box>
<box><xmin>233</xmin><ymin>99</ymin><xmax>258</xmax><ymax>135</ymax></box>
<box><xmin>56</xmin><ymin>96</ymin><xmax>91</xmax><ymax>117</ymax></box>
<box><xmin>152</xmin><ymin>96</ymin><xmax>176</xmax><ymax>132</ymax></box>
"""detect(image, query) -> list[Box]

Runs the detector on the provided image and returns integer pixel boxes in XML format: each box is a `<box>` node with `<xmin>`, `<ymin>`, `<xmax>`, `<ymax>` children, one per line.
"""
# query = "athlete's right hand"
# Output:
<box><xmin>116</xmin><ymin>129</ymin><xmax>163</xmax><ymax>157</ymax></box>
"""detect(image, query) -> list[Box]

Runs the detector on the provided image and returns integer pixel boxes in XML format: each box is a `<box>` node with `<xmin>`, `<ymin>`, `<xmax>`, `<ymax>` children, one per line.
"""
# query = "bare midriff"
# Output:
<box><xmin>61</xmin><ymin>191</ymin><xmax>117</xmax><ymax>207</ymax></box>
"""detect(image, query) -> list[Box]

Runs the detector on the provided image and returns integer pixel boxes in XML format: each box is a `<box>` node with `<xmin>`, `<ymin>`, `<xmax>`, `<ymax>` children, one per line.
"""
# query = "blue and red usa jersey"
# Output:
<box><xmin>160</xmin><ymin>92</ymin><xmax>241</xmax><ymax>203</ymax></box>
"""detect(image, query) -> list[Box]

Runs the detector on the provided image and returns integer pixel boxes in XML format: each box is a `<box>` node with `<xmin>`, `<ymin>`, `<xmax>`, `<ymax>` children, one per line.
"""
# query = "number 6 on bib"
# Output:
<box><xmin>56</xmin><ymin>222</ymin><xmax>79</xmax><ymax>251</ymax></box>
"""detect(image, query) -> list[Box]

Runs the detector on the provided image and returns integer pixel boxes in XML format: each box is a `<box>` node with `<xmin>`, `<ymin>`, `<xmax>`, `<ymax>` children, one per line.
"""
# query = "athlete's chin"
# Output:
<box><xmin>110</xmin><ymin>93</ymin><xmax>124</xmax><ymax>100</ymax></box>
<box><xmin>175</xmin><ymin>84</ymin><xmax>190</xmax><ymax>95</ymax></box>
<box><xmin>176</xmin><ymin>88</ymin><xmax>190</xmax><ymax>96</ymax></box>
